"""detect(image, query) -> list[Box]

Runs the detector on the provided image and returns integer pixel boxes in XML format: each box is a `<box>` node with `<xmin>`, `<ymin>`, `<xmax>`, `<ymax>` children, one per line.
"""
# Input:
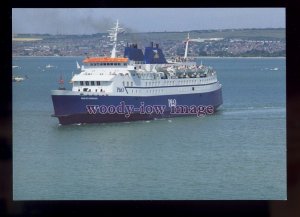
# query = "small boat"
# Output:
<box><xmin>12</xmin><ymin>75</ymin><xmax>25</xmax><ymax>82</ymax></box>
<box><xmin>46</xmin><ymin>64</ymin><xmax>55</xmax><ymax>68</ymax></box>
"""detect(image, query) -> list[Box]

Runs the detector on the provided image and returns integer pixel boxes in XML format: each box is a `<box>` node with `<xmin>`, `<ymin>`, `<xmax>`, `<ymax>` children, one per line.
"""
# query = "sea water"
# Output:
<box><xmin>12</xmin><ymin>57</ymin><xmax>286</xmax><ymax>200</ymax></box>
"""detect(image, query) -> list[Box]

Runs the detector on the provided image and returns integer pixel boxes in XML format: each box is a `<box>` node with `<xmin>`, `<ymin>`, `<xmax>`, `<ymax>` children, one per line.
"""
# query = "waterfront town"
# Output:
<box><xmin>12</xmin><ymin>28</ymin><xmax>285</xmax><ymax>57</ymax></box>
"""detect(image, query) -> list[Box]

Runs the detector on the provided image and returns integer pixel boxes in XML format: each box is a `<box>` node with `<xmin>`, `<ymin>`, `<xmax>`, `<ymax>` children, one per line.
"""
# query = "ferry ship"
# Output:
<box><xmin>51</xmin><ymin>20</ymin><xmax>223</xmax><ymax>125</ymax></box>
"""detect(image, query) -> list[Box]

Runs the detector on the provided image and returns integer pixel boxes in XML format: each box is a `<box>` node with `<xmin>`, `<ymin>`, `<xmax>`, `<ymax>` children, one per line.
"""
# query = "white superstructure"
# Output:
<box><xmin>61</xmin><ymin>20</ymin><xmax>222</xmax><ymax>97</ymax></box>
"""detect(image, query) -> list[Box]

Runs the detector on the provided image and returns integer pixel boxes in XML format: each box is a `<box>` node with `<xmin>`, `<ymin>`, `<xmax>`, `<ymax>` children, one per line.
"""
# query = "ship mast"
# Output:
<box><xmin>183</xmin><ymin>33</ymin><xmax>224</xmax><ymax>59</ymax></box>
<box><xmin>184</xmin><ymin>33</ymin><xmax>190</xmax><ymax>60</ymax></box>
<box><xmin>108</xmin><ymin>20</ymin><xmax>123</xmax><ymax>58</ymax></box>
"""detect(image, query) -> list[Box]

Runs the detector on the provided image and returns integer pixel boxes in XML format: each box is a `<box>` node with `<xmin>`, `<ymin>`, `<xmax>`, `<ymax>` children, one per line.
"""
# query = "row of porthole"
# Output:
<box><xmin>79</xmin><ymin>88</ymin><xmax>105</xmax><ymax>92</ymax></box>
<box><xmin>143</xmin><ymin>78</ymin><xmax>215</xmax><ymax>87</ymax></box>
<box><xmin>128</xmin><ymin>86</ymin><xmax>213</xmax><ymax>94</ymax></box>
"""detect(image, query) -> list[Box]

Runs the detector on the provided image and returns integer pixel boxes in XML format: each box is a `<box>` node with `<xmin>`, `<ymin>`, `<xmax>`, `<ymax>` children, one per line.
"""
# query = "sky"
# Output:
<box><xmin>12</xmin><ymin>8</ymin><xmax>285</xmax><ymax>35</ymax></box>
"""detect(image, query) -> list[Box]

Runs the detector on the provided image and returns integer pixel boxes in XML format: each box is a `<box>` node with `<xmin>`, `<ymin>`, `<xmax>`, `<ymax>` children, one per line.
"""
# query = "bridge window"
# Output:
<box><xmin>85</xmin><ymin>81</ymin><xmax>89</xmax><ymax>86</ymax></box>
<box><xmin>97</xmin><ymin>81</ymin><xmax>100</xmax><ymax>85</ymax></box>
<box><xmin>80</xmin><ymin>81</ymin><xmax>84</xmax><ymax>86</ymax></box>
<box><xmin>131</xmin><ymin>82</ymin><xmax>133</xmax><ymax>87</ymax></box>
<box><xmin>91</xmin><ymin>81</ymin><xmax>95</xmax><ymax>86</ymax></box>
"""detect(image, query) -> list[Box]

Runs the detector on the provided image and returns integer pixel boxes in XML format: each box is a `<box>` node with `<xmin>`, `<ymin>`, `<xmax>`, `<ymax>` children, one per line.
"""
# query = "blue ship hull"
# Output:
<box><xmin>51</xmin><ymin>87</ymin><xmax>222</xmax><ymax>125</ymax></box>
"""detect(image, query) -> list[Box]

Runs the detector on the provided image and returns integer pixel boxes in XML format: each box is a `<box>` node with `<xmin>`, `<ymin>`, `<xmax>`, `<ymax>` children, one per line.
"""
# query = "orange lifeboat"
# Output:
<box><xmin>83</xmin><ymin>57</ymin><xmax>128</xmax><ymax>63</ymax></box>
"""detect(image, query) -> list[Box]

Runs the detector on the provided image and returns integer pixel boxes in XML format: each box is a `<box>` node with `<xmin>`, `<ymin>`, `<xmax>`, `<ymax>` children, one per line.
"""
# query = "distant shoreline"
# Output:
<box><xmin>194</xmin><ymin>56</ymin><xmax>286</xmax><ymax>59</ymax></box>
<box><xmin>12</xmin><ymin>55</ymin><xmax>286</xmax><ymax>59</ymax></box>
